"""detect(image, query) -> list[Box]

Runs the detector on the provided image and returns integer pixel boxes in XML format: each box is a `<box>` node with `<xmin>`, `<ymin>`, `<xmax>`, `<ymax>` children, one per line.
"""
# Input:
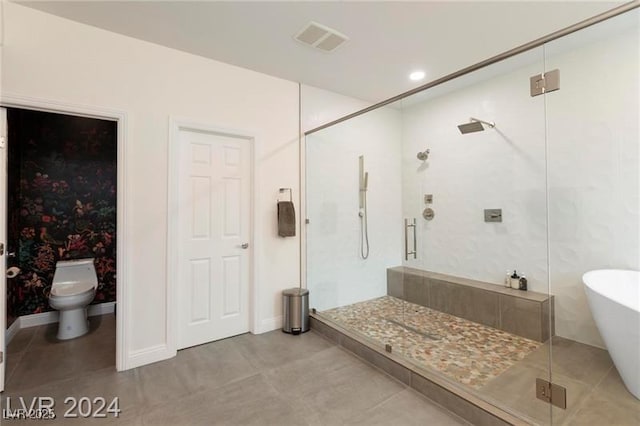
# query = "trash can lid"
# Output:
<box><xmin>282</xmin><ymin>287</ymin><xmax>309</xmax><ymax>296</ymax></box>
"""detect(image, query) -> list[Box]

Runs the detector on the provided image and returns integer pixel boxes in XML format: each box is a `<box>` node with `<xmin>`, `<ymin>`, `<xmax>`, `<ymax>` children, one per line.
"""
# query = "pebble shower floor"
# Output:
<box><xmin>323</xmin><ymin>296</ymin><xmax>541</xmax><ymax>389</ymax></box>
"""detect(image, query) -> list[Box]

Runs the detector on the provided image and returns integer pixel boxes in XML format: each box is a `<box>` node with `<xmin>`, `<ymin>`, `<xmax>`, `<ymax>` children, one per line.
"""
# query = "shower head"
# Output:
<box><xmin>458</xmin><ymin>117</ymin><xmax>495</xmax><ymax>134</ymax></box>
<box><xmin>417</xmin><ymin>149</ymin><xmax>430</xmax><ymax>161</ymax></box>
<box><xmin>458</xmin><ymin>121</ymin><xmax>485</xmax><ymax>134</ymax></box>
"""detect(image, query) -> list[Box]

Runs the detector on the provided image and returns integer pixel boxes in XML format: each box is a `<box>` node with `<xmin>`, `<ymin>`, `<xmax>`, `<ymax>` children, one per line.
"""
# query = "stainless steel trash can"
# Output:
<box><xmin>282</xmin><ymin>288</ymin><xmax>309</xmax><ymax>335</ymax></box>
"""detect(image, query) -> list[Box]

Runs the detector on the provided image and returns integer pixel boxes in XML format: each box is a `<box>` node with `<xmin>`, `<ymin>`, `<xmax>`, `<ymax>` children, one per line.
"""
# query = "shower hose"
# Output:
<box><xmin>360</xmin><ymin>191</ymin><xmax>370</xmax><ymax>259</ymax></box>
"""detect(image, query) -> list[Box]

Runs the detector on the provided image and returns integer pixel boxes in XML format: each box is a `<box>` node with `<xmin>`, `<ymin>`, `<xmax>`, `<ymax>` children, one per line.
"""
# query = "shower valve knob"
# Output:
<box><xmin>423</xmin><ymin>208</ymin><xmax>435</xmax><ymax>221</ymax></box>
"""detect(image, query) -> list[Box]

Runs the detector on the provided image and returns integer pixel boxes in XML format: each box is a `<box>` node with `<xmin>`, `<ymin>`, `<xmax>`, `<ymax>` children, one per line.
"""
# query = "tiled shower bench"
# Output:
<box><xmin>387</xmin><ymin>266</ymin><xmax>554</xmax><ymax>342</ymax></box>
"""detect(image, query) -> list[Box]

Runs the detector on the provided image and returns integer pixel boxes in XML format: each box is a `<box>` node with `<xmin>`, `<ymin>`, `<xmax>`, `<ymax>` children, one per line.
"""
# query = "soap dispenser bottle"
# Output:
<box><xmin>510</xmin><ymin>270</ymin><xmax>520</xmax><ymax>289</ymax></box>
<box><xmin>519</xmin><ymin>274</ymin><xmax>528</xmax><ymax>291</ymax></box>
<box><xmin>504</xmin><ymin>270</ymin><xmax>511</xmax><ymax>288</ymax></box>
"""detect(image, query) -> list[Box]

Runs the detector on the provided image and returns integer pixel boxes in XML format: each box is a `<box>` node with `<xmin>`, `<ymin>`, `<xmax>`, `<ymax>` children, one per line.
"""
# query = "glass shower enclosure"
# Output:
<box><xmin>305</xmin><ymin>6</ymin><xmax>639</xmax><ymax>425</ymax></box>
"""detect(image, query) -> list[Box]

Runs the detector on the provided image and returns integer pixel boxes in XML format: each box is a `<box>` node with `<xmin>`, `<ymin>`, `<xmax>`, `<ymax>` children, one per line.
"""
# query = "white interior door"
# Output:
<box><xmin>0</xmin><ymin>107</ymin><xmax>7</xmax><ymax>391</ymax></box>
<box><xmin>177</xmin><ymin>128</ymin><xmax>251</xmax><ymax>350</ymax></box>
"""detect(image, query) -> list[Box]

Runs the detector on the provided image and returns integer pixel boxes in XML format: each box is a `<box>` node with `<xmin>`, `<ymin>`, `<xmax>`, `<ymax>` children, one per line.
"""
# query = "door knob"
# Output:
<box><xmin>241</xmin><ymin>243</ymin><xmax>249</xmax><ymax>249</ymax></box>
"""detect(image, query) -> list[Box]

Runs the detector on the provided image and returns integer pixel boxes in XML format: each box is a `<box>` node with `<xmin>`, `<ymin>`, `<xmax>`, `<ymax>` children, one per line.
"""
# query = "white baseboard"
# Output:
<box><xmin>5</xmin><ymin>318</ymin><xmax>21</xmax><ymax>346</ymax></box>
<box><xmin>255</xmin><ymin>315</ymin><xmax>283</xmax><ymax>334</ymax></box>
<box><xmin>8</xmin><ymin>302</ymin><xmax>116</xmax><ymax>330</ymax></box>
<box><xmin>126</xmin><ymin>344</ymin><xmax>176</xmax><ymax>370</ymax></box>
<box><xmin>19</xmin><ymin>310</ymin><xmax>59</xmax><ymax>328</ymax></box>
<box><xmin>88</xmin><ymin>301</ymin><xmax>116</xmax><ymax>317</ymax></box>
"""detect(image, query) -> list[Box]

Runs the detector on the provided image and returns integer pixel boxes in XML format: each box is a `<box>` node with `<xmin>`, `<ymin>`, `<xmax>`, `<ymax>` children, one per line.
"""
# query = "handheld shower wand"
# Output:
<box><xmin>359</xmin><ymin>156</ymin><xmax>370</xmax><ymax>259</ymax></box>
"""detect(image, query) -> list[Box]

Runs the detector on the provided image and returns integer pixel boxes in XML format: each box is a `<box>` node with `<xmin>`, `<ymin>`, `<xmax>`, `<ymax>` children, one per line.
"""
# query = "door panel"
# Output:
<box><xmin>222</xmin><ymin>255</ymin><xmax>241</xmax><ymax>316</ymax></box>
<box><xmin>223</xmin><ymin>178</ymin><xmax>241</xmax><ymax>236</ymax></box>
<box><xmin>178</xmin><ymin>128</ymin><xmax>251</xmax><ymax>350</ymax></box>
<box><xmin>192</xmin><ymin>176</ymin><xmax>211</xmax><ymax>238</ymax></box>
<box><xmin>189</xmin><ymin>258</ymin><xmax>211</xmax><ymax>324</ymax></box>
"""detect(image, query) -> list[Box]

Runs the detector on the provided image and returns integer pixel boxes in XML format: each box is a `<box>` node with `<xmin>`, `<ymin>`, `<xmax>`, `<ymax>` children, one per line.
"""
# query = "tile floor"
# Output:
<box><xmin>2</xmin><ymin>314</ymin><xmax>468</xmax><ymax>425</ymax></box>
<box><xmin>320</xmin><ymin>297</ymin><xmax>640</xmax><ymax>426</ymax></box>
<box><xmin>481</xmin><ymin>336</ymin><xmax>640</xmax><ymax>426</ymax></box>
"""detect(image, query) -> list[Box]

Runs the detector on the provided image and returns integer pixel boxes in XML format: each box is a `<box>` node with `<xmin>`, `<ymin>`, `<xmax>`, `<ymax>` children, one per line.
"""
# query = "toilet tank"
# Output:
<box><xmin>52</xmin><ymin>258</ymin><xmax>98</xmax><ymax>288</ymax></box>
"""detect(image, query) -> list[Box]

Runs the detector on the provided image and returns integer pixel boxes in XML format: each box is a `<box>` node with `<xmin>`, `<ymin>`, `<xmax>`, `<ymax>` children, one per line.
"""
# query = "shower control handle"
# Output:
<box><xmin>404</xmin><ymin>218</ymin><xmax>417</xmax><ymax>260</ymax></box>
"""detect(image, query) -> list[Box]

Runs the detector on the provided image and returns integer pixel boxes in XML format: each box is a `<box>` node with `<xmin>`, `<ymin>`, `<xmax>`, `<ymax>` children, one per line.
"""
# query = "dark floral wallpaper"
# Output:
<box><xmin>7</xmin><ymin>108</ymin><xmax>117</xmax><ymax>321</ymax></box>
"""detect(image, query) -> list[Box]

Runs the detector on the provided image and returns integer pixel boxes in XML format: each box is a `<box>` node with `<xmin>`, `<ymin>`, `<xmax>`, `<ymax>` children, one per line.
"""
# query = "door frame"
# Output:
<box><xmin>0</xmin><ymin>108</ymin><xmax>7</xmax><ymax>391</ymax></box>
<box><xmin>167</xmin><ymin>117</ymin><xmax>257</xmax><ymax>353</ymax></box>
<box><xmin>0</xmin><ymin>93</ymin><xmax>129</xmax><ymax>372</ymax></box>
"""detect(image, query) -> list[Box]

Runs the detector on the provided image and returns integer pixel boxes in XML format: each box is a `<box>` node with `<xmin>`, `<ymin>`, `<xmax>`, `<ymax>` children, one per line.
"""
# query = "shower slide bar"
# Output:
<box><xmin>404</xmin><ymin>218</ymin><xmax>417</xmax><ymax>261</ymax></box>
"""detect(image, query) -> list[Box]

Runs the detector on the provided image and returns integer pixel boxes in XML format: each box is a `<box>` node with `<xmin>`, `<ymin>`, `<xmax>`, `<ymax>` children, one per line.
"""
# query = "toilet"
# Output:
<box><xmin>49</xmin><ymin>258</ymin><xmax>98</xmax><ymax>340</ymax></box>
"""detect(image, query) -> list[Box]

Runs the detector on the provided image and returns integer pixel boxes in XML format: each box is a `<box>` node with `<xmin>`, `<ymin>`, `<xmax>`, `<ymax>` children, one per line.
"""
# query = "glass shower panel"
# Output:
<box><xmin>397</xmin><ymin>46</ymin><xmax>552</xmax><ymax>424</ymax></box>
<box><xmin>303</xmin><ymin>26</ymin><xmax>598</xmax><ymax>424</ymax></box>
<box><xmin>544</xmin><ymin>9</ymin><xmax>640</xmax><ymax>424</ymax></box>
<box><xmin>305</xmin><ymin>99</ymin><xmax>404</xmax><ymax>337</ymax></box>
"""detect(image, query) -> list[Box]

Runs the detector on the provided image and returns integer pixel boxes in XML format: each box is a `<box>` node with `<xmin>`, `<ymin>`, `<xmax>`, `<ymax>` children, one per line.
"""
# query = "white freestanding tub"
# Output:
<box><xmin>583</xmin><ymin>269</ymin><xmax>640</xmax><ymax>400</ymax></box>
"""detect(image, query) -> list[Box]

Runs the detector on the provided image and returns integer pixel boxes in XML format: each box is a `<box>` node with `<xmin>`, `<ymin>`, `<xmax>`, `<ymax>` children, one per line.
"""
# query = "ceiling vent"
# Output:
<box><xmin>293</xmin><ymin>21</ymin><xmax>349</xmax><ymax>53</ymax></box>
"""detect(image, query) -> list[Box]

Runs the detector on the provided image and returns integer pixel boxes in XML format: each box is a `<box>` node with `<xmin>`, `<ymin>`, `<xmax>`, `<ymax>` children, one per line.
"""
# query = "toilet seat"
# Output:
<box><xmin>51</xmin><ymin>281</ymin><xmax>95</xmax><ymax>297</ymax></box>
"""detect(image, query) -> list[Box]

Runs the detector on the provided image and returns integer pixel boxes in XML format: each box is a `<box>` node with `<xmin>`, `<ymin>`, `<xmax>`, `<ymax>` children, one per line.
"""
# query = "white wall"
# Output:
<box><xmin>2</xmin><ymin>3</ymin><xmax>301</xmax><ymax>366</ymax></box>
<box><xmin>400</xmin><ymin>13</ymin><xmax>639</xmax><ymax>348</ymax></box>
<box><xmin>401</xmin><ymin>51</ymin><xmax>548</xmax><ymax>291</ymax></box>
<box><xmin>301</xmin><ymin>85</ymin><xmax>372</xmax><ymax>132</ymax></box>
<box><xmin>544</xmin><ymin>14</ymin><xmax>639</xmax><ymax>347</ymax></box>
<box><xmin>303</xmin><ymin>87</ymin><xmax>402</xmax><ymax>311</ymax></box>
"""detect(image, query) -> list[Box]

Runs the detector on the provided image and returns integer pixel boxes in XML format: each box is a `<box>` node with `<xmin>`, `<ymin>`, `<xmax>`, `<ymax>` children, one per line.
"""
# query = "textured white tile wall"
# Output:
<box><xmin>401</xmin><ymin>49</ymin><xmax>548</xmax><ymax>292</ymax></box>
<box><xmin>306</xmin><ymin>105</ymin><xmax>403</xmax><ymax>311</ymax></box>
<box><xmin>544</xmin><ymin>15</ymin><xmax>639</xmax><ymax>347</ymax></box>
<box><xmin>400</xmin><ymin>13</ymin><xmax>639</xmax><ymax>348</ymax></box>
<box><xmin>303</xmin><ymin>11</ymin><xmax>637</xmax><ymax>348</ymax></box>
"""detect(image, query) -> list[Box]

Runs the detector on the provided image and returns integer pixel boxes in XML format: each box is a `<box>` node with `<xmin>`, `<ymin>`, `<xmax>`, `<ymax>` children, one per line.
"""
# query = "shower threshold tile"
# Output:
<box><xmin>322</xmin><ymin>296</ymin><xmax>540</xmax><ymax>390</ymax></box>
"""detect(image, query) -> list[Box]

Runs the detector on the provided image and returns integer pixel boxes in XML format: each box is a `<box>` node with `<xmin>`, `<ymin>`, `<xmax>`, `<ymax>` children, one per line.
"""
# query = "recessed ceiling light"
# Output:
<box><xmin>409</xmin><ymin>71</ymin><xmax>425</xmax><ymax>81</ymax></box>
